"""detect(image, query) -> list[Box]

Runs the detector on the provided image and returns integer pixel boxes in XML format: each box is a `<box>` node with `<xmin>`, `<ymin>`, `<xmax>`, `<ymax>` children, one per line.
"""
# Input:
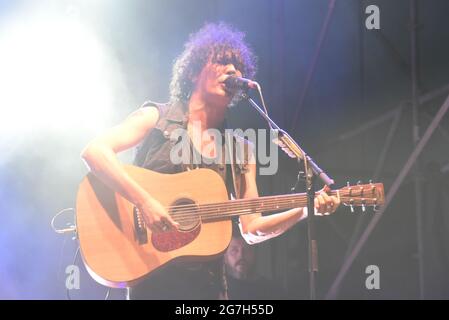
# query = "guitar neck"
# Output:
<box><xmin>197</xmin><ymin>191</ymin><xmax>338</xmax><ymax>221</ymax></box>
<box><xmin>168</xmin><ymin>182</ymin><xmax>384</xmax><ymax>223</ymax></box>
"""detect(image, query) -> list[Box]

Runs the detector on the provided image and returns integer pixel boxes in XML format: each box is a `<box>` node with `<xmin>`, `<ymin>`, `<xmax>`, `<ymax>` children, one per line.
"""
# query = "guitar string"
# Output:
<box><xmin>162</xmin><ymin>188</ymin><xmax>375</xmax><ymax>213</ymax></box>
<box><xmin>163</xmin><ymin>197</ymin><xmax>378</xmax><ymax>224</ymax></box>
<box><xmin>167</xmin><ymin>194</ymin><xmax>379</xmax><ymax>221</ymax></box>
<box><xmin>164</xmin><ymin>190</ymin><xmax>378</xmax><ymax>217</ymax></box>
<box><xmin>165</xmin><ymin>196</ymin><xmax>379</xmax><ymax>223</ymax></box>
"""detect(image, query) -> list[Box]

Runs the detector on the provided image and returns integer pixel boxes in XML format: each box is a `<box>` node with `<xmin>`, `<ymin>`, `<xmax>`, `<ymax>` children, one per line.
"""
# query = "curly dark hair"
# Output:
<box><xmin>169</xmin><ymin>22</ymin><xmax>257</xmax><ymax>104</ymax></box>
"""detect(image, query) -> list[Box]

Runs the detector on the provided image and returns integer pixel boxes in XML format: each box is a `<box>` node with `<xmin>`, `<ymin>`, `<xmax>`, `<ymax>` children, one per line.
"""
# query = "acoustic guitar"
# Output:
<box><xmin>76</xmin><ymin>165</ymin><xmax>384</xmax><ymax>288</ymax></box>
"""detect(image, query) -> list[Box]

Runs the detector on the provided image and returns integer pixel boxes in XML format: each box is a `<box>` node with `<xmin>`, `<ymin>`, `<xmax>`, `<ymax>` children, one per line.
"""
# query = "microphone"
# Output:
<box><xmin>224</xmin><ymin>76</ymin><xmax>258</xmax><ymax>90</ymax></box>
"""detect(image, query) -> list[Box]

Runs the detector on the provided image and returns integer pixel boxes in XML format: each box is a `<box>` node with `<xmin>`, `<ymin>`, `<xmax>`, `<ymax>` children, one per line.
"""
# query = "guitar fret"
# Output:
<box><xmin>195</xmin><ymin>184</ymin><xmax>384</xmax><ymax>221</ymax></box>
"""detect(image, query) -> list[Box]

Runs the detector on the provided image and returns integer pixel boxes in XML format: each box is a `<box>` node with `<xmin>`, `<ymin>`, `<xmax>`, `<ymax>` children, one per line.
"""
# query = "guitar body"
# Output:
<box><xmin>76</xmin><ymin>165</ymin><xmax>231</xmax><ymax>288</ymax></box>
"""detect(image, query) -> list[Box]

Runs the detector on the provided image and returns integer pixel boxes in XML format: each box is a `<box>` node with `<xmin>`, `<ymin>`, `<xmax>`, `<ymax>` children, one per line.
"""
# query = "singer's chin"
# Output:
<box><xmin>207</xmin><ymin>89</ymin><xmax>233</xmax><ymax>108</ymax></box>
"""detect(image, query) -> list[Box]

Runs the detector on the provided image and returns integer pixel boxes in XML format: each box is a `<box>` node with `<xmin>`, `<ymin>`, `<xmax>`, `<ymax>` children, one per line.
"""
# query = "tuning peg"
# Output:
<box><xmin>347</xmin><ymin>181</ymin><xmax>350</xmax><ymax>187</ymax></box>
<box><xmin>361</xmin><ymin>203</ymin><xmax>366</xmax><ymax>212</ymax></box>
<box><xmin>357</xmin><ymin>180</ymin><xmax>362</xmax><ymax>185</ymax></box>
<box><xmin>373</xmin><ymin>205</ymin><xmax>380</xmax><ymax>212</ymax></box>
<box><xmin>369</xmin><ymin>179</ymin><xmax>373</xmax><ymax>184</ymax></box>
<box><xmin>350</xmin><ymin>204</ymin><xmax>354</xmax><ymax>213</ymax></box>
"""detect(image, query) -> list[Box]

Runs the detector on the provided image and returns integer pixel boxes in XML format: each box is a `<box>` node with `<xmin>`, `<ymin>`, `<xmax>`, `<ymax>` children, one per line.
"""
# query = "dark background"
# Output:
<box><xmin>1</xmin><ymin>0</ymin><xmax>448</xmax><ymax>299</ymax></box>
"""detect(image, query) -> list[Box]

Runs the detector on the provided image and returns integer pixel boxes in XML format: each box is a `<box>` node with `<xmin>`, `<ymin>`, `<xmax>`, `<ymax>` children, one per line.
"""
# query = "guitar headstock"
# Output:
<box><xmin>338</xmin><ymin>181</ymin><xmax>385</xmax><ymax>212</ymax></box>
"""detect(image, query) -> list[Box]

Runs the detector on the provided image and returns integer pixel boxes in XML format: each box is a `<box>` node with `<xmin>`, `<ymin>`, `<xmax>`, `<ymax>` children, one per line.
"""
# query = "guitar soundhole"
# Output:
<box><xmin>151</xmin><ymin>198</ymin><xmax>201</xmax><ymax>252</ymax></box>
<box><xmin>169</xmin><ymin>198</ymin><xmax>200</xmax><ymax>232</ymax></box>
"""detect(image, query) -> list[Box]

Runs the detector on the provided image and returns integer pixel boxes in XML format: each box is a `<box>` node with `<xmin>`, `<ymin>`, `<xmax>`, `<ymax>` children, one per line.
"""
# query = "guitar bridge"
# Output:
<box><xmin>133</xmin><ymin>206</ymin><xmax>148</xmax><ymax>245</ymax></box>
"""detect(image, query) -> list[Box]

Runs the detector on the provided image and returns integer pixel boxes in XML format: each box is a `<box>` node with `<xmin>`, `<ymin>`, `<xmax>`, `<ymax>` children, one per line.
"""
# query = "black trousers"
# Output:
<box><xmin>127</xmin><ymin>259</ymin><xmax>227</xmax><ymax>300</ymax></box>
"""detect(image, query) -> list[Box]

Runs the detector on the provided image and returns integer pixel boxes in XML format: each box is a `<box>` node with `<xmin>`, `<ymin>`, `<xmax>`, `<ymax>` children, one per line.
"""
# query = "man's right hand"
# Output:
<box><xmin>137</xmin><ymin>198</ymin><xmax>180</xmax><ymax>233</ymax></box>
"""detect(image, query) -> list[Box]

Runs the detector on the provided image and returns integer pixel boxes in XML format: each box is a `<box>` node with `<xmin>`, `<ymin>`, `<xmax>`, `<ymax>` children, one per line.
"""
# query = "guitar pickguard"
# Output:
<box><xmin>151</xmin><ymin>226</ymin><xmax>201</xmax><ymax>252</ymax></box>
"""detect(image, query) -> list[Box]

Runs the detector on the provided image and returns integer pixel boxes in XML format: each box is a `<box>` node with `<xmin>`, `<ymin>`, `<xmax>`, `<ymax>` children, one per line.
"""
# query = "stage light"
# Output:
<box><xmin>0</xmin><ymin>8</ymin><xmax>124</xmax><ymax>137</ymax></box>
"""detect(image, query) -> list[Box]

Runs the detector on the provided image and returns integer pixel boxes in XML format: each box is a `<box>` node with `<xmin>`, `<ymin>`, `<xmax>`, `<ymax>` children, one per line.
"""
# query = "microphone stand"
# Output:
<box><xmin>241</xmin><ymin>92</ymin><xmax>334</xmax><ymax>300</ymax></box>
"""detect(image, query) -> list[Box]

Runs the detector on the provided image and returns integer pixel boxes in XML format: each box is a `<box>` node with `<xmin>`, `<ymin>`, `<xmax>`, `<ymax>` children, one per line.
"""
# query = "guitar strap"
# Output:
<box><xmin>225</xmin><ymin>129</ymin><xmax>250</xmax><ymax>200</ymax></box>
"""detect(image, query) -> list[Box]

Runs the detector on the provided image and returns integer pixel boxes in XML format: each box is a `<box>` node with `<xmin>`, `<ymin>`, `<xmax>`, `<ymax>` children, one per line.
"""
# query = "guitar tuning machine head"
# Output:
<box><xmin>347</xmin><ymin>181</ymin><xmax>350</xmax><ymax>187</ymax></box>
<box><xmin>350</xmin><ymin>204</ymin><xmax>354</xmax><ymax>213</ymax></box>
<box><xmin>361</xmin><ymin>203</ymin><xmax>366</xmax><ymax>212</ymax></box>
<box><xmin>357</xmin><ymin>180</ymin><xmax>362</xmax><ymax>185</ymax></box>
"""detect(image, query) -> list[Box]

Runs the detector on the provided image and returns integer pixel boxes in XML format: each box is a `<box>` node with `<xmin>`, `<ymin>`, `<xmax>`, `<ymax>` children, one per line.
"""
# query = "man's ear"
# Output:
<box><xmin>187</xmin><ymin>70</ymin><xmax>199</xmax><ymax>87</ymax></box>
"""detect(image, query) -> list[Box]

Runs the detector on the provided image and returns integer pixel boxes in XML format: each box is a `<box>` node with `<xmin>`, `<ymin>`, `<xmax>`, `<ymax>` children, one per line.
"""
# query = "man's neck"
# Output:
<box><xmin>187</xmin><ymin>91</ymin><xmax>227</xmax><ymax>130</ymax></box>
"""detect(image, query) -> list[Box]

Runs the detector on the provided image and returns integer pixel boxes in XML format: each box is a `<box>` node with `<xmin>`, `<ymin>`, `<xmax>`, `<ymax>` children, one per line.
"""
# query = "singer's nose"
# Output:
<box><xmin>224</xmin><ymin>64</ymin><xmax>241</xmax><ymax>77</ymax></box>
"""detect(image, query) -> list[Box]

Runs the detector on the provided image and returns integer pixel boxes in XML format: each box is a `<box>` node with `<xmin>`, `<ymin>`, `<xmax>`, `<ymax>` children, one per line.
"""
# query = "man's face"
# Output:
<box><xmin>193</xmin><ymin>61</ymin><xmax>243</xmax><ymax>107</ymax></box>
<box><xmin>224</xmin><ymin>237</ymin><xmax>255</xmax><ymax>280</ymax></box>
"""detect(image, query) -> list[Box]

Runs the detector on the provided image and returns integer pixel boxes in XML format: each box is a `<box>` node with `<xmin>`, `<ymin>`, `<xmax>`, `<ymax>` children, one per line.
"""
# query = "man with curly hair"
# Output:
<box><xmin>81</xmin><ymin>22</ymin><xmax>340</xmax><ymax>299</ymax></box>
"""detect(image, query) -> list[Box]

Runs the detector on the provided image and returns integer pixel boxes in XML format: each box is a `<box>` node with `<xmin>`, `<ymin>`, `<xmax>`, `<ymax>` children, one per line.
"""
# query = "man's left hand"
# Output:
<box><xmin>314</xmin><ymin>186</ymin><xmax>341</xmax><ymax>216</ymax></box>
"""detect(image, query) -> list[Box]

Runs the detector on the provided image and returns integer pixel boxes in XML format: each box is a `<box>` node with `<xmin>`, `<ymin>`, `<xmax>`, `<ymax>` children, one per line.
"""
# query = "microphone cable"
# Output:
<box><xmin>51</xmin><ymin>208</ymin><xmax>76</xmax><ymax>234</ymax></box>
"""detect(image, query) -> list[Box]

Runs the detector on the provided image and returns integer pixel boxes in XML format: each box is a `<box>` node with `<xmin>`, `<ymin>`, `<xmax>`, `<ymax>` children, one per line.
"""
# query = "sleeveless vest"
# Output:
<box><xmin>134</xmin><ymin>100</ymin><xmax>250</xmax><ymax>199</ymax></box>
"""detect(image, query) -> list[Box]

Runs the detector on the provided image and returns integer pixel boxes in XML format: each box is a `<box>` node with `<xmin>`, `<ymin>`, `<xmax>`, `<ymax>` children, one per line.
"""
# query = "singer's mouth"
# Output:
<box><xmin>219</xmin><ymin>80</ymin><xmax>227</xmax><ymax>88</ymax></box>
<box><xmin>221</xmin><ymin>83</ymin><xmax>235</xmax><ymax>96</ymax></box>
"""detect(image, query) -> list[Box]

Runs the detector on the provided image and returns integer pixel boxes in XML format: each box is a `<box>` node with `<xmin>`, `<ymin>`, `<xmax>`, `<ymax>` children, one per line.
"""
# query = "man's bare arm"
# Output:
<box><xmin>81</xmin><ymin>106</ymin><xmax>178</xmax><ymax>231</ymax></box>
<box><xmin>238</xmin><ymin>163</ymin><xmax>340</xmax><ymax>244</ymax></box>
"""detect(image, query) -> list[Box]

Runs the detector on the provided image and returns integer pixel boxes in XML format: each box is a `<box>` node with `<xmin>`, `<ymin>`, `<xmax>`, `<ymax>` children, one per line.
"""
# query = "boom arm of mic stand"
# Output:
<box><xmin>243</xmin><ymin>94</ymin><xmax>334</xmax><ymax>186</ymax></box>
